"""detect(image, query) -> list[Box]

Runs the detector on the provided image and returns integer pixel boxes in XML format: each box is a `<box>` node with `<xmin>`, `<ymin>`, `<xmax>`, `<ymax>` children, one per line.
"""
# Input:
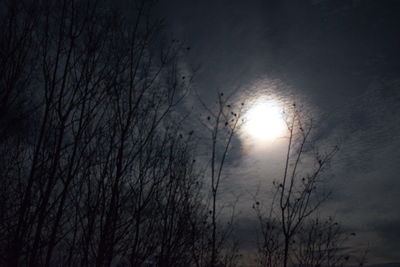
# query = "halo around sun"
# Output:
<box><xmin>244</xmin><ymin>100</ymin><xmax>286</xmax><ymax>142</ymax></box>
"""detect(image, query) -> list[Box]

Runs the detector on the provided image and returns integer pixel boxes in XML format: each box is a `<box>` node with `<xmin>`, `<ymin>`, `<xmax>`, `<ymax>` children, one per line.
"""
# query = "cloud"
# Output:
<box><xmin>160</xmin><ymin>0</ymin><xmax>400</xmax><ymax>263</ymax></box>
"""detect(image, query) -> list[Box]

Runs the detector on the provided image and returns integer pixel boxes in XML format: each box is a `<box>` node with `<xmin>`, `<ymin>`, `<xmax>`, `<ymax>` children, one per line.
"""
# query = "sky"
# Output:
<box><xmin>157</xmin><ymin>0</ymin><xmax>400</xmax><ymax>265</ymax></box>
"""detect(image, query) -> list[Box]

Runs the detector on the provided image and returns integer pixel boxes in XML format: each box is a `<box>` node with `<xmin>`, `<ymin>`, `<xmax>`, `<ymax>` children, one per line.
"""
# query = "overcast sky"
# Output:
<box><xmin>157</xmin><ymin>0</ymin><xmax>400</xmax><ymax>265</ymax></box>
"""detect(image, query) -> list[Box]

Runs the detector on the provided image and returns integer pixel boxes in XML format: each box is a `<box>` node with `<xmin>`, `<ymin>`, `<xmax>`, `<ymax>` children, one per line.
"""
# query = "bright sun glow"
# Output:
<box><xmin>245</xmin><ymin>101</ymin><xmax>286</xmax><ymax>141</ymax></box>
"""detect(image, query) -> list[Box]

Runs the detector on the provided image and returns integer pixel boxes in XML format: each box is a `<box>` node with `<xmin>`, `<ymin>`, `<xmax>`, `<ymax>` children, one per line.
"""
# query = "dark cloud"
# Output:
<box><xmin>158</xmin><ymin>0</ymin><xmax>400</xmax><ymax>264</ymax></box>
<box><xmin>370</xmin><ymin>219</ymin><xmax>400</xmax><ymax>259</ymax></box>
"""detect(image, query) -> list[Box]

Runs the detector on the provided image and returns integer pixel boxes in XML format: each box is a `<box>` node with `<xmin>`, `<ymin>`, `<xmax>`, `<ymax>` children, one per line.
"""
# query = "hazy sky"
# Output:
<box><xmin>157</xmin><ymin>0</ymin><xmax>400</xmax><ymax>264</ymax></box>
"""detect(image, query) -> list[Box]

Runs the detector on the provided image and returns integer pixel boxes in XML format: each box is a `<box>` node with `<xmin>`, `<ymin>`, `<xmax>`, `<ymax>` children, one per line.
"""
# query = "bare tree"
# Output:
<box><xmin>0</xmin><ymin>0</ymin><xmax>208</xmax><ymax>266</ymax></box>
<box><xmin>0</xmin><ymin>0</ymin><xmax>37</xmax><ymax>141</ymax></box>
<box><xmin>254</xmin><ymin>105</ymin><xmax>339</xmax><ymax>267</ymax></box>
<box><xmin>197</xmin><ymin>92</ymin><xmax>243</xmax><ymax>267</ymax></box>
<box><xmin>294</xmin><ymin>216</ymin><xmax>355</xmax><ymax>267</ymax></box>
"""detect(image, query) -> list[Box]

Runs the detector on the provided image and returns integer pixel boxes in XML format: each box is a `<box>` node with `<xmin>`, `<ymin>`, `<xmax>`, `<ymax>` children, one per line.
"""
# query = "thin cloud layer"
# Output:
<box><xmin>159</xmin><ymin>0</ymin><xmax>400</xmax><ymax>264</ymax></box>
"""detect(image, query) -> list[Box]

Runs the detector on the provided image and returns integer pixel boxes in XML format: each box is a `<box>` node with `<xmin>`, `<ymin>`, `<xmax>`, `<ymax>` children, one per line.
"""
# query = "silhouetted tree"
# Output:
<box><xmin>0</xmin><ymin>0</ymin><xmax>206</xmax><ymax>266</ymax></box>
<box><xmin>254</xmin><ymin>105</ymin><xmax>339</xmax><ymax>267</ymax></box>
<box><xmin>197</xmin><ymin>92</ymin><xmax>243</xmax><ymax>267</ymax></box>
<box><xmin>294</xmin><ymin>216</ymin><xmax>354</xmax><ymax>267</ymax></box>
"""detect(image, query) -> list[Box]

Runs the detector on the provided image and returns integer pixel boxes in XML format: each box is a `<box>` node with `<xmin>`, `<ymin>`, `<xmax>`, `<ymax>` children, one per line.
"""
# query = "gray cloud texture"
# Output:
<box><xmin>158</xmin><ymin>0</ymin><xmax>400</xmax><ymax>264</ymax></box>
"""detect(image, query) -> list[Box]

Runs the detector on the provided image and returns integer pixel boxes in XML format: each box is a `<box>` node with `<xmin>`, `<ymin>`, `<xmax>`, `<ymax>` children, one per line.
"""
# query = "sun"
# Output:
<box><xmin>244</xmin><ymin>100</ymin><xmax>286</xmax><ymax>141</ymax></box>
